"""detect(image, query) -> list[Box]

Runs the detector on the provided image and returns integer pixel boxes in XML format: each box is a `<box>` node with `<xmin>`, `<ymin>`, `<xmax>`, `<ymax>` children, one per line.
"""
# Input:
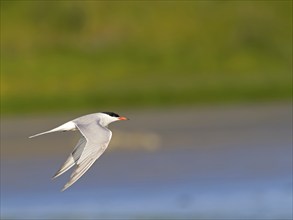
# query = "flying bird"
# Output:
<box><xmin>29</xmin><ymin>112</ymin><xmax>129</xmax><ymax>191</ymax></box>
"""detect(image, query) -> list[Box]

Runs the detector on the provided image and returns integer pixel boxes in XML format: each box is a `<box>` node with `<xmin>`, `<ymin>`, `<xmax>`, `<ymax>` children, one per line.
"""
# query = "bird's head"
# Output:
<box><xmin>99</xmin><ymin>112</ymin><xmax>128</xmax><ymax>127</ymax></box>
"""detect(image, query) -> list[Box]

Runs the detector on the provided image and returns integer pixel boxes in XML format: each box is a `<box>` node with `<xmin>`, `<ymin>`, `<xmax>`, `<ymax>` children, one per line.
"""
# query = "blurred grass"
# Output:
<box><xmin>1</xmin><ymin>1</ymin><xmax>292</xmax><ymax>114</ymax></box>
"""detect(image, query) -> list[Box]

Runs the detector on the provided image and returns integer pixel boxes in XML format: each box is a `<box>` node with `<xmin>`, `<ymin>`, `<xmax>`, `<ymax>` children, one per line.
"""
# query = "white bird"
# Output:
<box><xmin>29</xmin><ymin>112</ymin><xmax>129</xmax><ymax>191</ymax></box>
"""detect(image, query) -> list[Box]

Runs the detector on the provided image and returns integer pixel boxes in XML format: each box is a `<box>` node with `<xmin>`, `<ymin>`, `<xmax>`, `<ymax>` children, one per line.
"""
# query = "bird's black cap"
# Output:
<box><xmin>102</xmin><ymin>112</ymin><xmax>120</xmax><ymax>117</ymax></box>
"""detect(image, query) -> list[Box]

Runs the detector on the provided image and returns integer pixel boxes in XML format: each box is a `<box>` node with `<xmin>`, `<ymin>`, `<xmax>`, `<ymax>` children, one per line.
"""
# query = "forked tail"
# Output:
<box><xmin>29</xmin><ymin>121</ymin><xmax>76</xmax><ymax>138</ymax></box>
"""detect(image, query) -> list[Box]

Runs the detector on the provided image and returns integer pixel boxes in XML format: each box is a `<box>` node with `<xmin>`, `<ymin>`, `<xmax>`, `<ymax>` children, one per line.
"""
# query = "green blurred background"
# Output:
<box><xmin>1</xmin><ymin>2</ymin><xmax>292</xmax><ymax>218</ymax></box>
<box><xmin>1</xmin><ymin>1</ymin><xmax>292</xmax><ymax>114</ymax></box>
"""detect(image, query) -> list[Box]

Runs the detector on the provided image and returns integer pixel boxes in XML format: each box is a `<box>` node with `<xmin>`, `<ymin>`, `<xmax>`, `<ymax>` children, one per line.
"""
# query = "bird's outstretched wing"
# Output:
<box><xmin>52</xmin><ymin>137</ymin><xmax>87</xmax><ymax>179</ymax></box>
<box><xmin>61</xmin><ymin>120</ymin><xmax>112</xmax><ymax>191</ymax></box>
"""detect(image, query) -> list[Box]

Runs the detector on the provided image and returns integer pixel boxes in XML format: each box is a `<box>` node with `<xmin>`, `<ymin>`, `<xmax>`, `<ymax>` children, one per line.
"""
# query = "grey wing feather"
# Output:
<box><xmin>52</xmin><ymin>155</ymin><xmax>75</xmax><ymax>179</ymax></box>
<box><xmin>52</xmin><ymin>137</ymin><xmax>87</xmax><ymax>179</ymax></box>
<box><xmin>61</xmin><ymin>157</ymin><xmax>96</xmax><ymax>191</ymax></box>
<box><xmin>61</xmin><ymin>119</ymin><xmax>112</xmax><ymax>191</ymax></box>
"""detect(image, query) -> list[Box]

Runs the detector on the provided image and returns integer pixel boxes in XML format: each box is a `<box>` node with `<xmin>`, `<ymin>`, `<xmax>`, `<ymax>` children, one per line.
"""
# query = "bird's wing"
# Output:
<box><xmin>61</xmin><ymin>120</ymin><xmax>112</xmax><ymax>191</ymax></box>
<box><xmin>52</xmin><ymin>137</ymin><xmax>87</xmax><ymax>179</ymax></box>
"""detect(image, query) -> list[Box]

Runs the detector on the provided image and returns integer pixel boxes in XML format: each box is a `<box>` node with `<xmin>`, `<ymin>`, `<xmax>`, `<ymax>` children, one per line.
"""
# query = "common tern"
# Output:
<box><xmin>29</xmin><ymin>112</ymin><xmax>128</xmax><ymax>191</ymax></box>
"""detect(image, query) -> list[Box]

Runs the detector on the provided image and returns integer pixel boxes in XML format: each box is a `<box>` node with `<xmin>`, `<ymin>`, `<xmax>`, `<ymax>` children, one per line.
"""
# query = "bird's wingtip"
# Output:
<box><xmin>61</xmin><ymin>184</ymin><xmax>69</xmax><ymax>192</ymax></box>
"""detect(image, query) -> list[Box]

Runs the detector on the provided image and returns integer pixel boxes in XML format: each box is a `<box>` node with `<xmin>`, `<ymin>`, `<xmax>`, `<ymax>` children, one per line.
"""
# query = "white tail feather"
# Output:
<box><xmin>29</xmin><ymin>121</ymin><xmax>76</xmax><ymax>138</ymax></box>
<box><xmin>29</xmin><ymin>130</ymin><xmax>56</xmax><ymax>138</ymax></box>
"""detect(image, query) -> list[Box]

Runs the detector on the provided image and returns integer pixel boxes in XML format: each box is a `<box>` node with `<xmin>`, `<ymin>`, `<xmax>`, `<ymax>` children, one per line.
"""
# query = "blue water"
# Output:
<box><xmin>1</xmin><ymin>143</ymin><xmax>292</xmax><ymax>219</ymax></box>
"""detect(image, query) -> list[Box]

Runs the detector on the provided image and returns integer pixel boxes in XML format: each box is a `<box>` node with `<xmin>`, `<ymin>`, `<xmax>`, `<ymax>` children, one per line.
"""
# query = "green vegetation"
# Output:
<box><xmin>1</xmin><ymin>1</ymin><xmax>292</xmax><ymax>114</ymax></box>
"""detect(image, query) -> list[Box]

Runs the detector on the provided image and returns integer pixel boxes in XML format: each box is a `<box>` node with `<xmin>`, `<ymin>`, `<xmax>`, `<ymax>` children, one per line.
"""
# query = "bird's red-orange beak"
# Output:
<box><xmin>118</xmin><ymin>116</ymin><xmax>129</xmax><ymax>120</ymax></box>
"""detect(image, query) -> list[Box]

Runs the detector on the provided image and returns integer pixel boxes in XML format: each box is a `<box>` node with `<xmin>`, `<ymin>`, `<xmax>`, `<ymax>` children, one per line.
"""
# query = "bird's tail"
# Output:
<box><xmin>29</xmin><ymin>121</ymin><xmax>76</xmax><ymax>138</ymax></box>
<box><xmin>29</xmin><ymin>130</ymin><xmax>55</xmax><ymax>138</ymax></box>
